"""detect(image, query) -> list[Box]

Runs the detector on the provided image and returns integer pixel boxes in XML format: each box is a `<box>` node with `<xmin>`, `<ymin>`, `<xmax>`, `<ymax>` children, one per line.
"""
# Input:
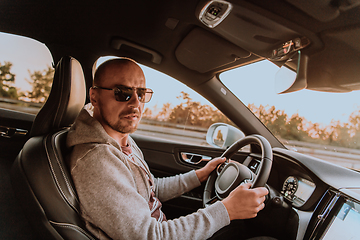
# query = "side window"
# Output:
<box><xmin>95</xmin><ymin>57</ymin><xmax>233</xmax><ymax>147</ymax></box>
<box><xmin>0</xmin><ymin>32</ymin><xmax>53</xmax><ymax>114</ymax></box>
<box><xmin>139</xmin><ymin>66</ymin><xmax>233</xmax><ymax>147</ymax></box>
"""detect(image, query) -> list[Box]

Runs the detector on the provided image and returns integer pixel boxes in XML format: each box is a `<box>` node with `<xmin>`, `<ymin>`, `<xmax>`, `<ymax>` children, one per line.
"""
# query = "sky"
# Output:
<box><xmin>221</xmin><ymin>61</ymin><xmax>360</xmax><ymax>126</ymax></box>
<box><xmin>1</xmin><ymin>32</ymin><xmax>360</xmax><ymax>126</ymax></box>
<box><xmin>0</xmin><ymin>32</ymin><xmax>53</xmax><ymax>91</ymax></box>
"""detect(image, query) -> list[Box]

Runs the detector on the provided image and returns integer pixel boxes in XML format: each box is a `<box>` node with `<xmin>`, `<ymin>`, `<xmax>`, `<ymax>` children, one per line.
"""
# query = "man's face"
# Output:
<box><xmin>91</xmin><ymin>61</ymin><xmax>146</xmax><ymax>135</ymax></box>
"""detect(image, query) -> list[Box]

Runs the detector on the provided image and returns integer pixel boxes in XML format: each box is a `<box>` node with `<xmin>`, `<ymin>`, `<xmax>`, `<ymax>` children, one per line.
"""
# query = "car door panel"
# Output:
<box><xmin>0</xmin><ymin>108</ymin><xmax>36</xmax><ymax>239</ymax></box>
<box><xmin>132</xmin><ymin>133</ymin><xmax>251</xmax><ymax>173</ymax></box>
<box><xmin>0</xmin><ymin>108</ymin><xmax>34</xmax><ymax>159</ymax></box>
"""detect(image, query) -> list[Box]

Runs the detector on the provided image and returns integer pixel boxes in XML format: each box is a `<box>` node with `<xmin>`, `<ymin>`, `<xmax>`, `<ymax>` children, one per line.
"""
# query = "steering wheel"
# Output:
<box><xmin>203</xmin><ymin>134</ymin><xmax>273</xmax><ymax>207</ymax></box>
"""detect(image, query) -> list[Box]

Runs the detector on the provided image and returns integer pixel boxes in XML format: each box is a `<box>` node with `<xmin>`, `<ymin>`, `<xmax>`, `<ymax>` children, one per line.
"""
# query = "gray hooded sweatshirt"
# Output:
<box><xmin>66</xmin><ymin>108</ymin><xmax>230</xmax><ymax>240</ymax></box>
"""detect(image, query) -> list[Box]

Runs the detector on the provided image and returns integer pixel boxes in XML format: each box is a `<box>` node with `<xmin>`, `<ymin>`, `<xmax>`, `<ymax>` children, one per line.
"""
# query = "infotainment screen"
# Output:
<box><xmin>321</xmin><ymin>199</ymin><xmax>360</xmax><ymax>240</ymax></box>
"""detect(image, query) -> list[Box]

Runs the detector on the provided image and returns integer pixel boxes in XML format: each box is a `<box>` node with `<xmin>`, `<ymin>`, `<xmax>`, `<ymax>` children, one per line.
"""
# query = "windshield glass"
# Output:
<box><xmin>220</xmin><ymin>60</ymin><xmax>360</xmax><ymax>170</ymax></box>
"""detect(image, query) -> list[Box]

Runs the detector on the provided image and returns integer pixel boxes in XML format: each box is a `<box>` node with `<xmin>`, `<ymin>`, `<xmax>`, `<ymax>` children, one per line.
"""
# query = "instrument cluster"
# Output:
<box><xmin>281</xmin><ymin>176</ymin><xmax>316</xmax><ymax>207</ymax></box>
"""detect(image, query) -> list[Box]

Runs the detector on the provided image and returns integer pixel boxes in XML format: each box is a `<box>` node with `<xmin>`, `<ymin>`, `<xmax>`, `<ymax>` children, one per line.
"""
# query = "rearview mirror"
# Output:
<box><xmin>206</xmin><ymin>123</ymin><xmax>245</xmax><ymax>148</ymax></box>
<box><xmin>275</xmin><ymin>51</ymin><xmax>308</xmax><ymax>94</ymax></box>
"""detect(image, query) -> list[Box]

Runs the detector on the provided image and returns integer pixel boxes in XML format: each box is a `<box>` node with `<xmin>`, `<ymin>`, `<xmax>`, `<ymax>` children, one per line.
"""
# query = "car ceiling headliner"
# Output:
<box><xmin>1</xmin><ymin>0</ymin><xmax>360</xmax><ymax>92</ymax></box>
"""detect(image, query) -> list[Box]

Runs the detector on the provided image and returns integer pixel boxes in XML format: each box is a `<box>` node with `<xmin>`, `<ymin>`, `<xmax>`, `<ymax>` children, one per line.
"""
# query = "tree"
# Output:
<box><xmin>285</xmin><ymin>114</ymin><xmax>309</xmax><ymax>141</ymax></box>
<box><xmin>308</xmin><ymin>123</ymin><xmax>327</xmax><ymax>140</ymax></box>
<box><xmin>143</xmin><ymin>107</ymin><xmax>153</xmax><ymax>119</ymax></box>
<box><xmin>167</xmin><ymin>92</ymin><xmax>194</xmax><ymax>125</ymax></box>
<box><xmin>25</xmin><ymin>66</ymin><xmax>54</xmax><ymax>103</ymax></box>
<box><xmin>249</xmin><ymin>104</ymin><xmax>311</xmax><ymax>142</ymax></box>
<box><xmin>165</xmin><ymin>92</ymin><xmax>233</xmax><ymax>128</ymax></box>
<box><xmin>349</xmin><ymin>110</ymin><xmax>360</xmax><ymax>132</ymax></box>
<box><xmin>156</xmin><ymin>103</ymin><xmax>172</xmax><ymax>121</ymax></box>
<box><xmin>349</xmin><ymin>110</ymin><xmax>360</xmax><ymax>149</ymax></box>
<box><xmin>145</xmin><ymin>91</ymin><xmax>233</xmax><ymax>128</ymax></box>
<box><xmin>0</xmin><ymin>61</ymin><xmax>18</xmax><ymax>99</ymax></box>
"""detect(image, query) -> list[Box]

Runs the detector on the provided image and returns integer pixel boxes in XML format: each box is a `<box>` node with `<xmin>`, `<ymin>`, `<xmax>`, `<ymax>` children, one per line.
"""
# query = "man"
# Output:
<box><xmin>67</xmin><ymin>58</ymin><xmax>269</xmax><ymax>239</ymax></box>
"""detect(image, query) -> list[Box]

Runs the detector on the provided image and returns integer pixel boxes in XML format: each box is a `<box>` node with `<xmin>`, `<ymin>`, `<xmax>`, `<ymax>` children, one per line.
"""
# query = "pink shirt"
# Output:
<box><xmin>121</xmin><ymin>144</ymin><xmax>167</xmax><ymax>222</ymax></box>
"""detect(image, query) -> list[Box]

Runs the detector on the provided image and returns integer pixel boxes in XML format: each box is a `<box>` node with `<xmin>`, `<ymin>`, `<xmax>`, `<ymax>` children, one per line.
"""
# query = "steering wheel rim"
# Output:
<box><xmin>203</xmin><ymin>134</ymin><xmax>273</xmax><ymax>207</ymax></box>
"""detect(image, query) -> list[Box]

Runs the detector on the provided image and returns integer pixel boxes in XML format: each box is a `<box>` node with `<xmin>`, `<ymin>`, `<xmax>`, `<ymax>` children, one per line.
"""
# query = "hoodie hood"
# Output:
<box><xmin>67</xmin><ymin>107</ymin><xmax>121</xmax><ymax>150</ymax></box>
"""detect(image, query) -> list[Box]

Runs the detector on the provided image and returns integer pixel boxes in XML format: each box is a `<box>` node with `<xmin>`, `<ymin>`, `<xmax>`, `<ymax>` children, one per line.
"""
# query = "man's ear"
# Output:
<box><xmin>89</xmin><ymin>87</ymin><xmax>98</xmax><ymax>106</ymax></box>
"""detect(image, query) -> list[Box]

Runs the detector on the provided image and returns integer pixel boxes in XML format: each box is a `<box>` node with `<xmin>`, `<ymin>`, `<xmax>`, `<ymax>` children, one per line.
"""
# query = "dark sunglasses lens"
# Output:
<box><xmin>114</xmin><ymin>88</ymin><xmax>132</xmax><ymax>102</ymax></box>
<box><xmin>137</xmin><ymin>89</ymin><xmax>147</xmax><ymax>102</ymax></box>
<box><xmin>113</xmin><ymin>86</ymin><xmax>152</xmax><ymax>103</ymax></box>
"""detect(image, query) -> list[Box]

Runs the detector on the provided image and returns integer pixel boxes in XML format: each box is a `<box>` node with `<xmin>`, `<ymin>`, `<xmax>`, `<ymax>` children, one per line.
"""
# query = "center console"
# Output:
<box><xmin>305</xmin><ymin>188</ymin><xmax>360</xmax><ymax>239</ymax></box>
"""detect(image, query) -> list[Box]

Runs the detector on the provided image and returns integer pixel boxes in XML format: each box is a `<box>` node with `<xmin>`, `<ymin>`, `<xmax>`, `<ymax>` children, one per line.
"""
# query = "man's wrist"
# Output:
<box><xmin>195</xmin><ymin>169</ymin><xmax>207</xmax><ymax>182</ymax></box>
<box><xmin>221</xmin><ymin>198</ymin><xmax>234</xmax><ymax>220</ymax></box>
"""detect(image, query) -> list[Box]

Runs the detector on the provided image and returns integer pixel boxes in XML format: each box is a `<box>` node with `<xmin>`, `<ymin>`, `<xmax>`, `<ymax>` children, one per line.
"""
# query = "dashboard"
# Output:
<box><xmin>270</xmin><ymin>148</ymin><xmax>360</xmax><ymax>240</ymax></box>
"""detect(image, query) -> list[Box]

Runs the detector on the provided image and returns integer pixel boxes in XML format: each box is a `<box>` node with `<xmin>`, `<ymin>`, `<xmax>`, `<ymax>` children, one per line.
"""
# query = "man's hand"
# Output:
<box><xmin>222</xmin><ymin>182</ymin><xmax>268</xmax><ymax>220</ymax></box>
<box><xmin>195</xmin><ymin>157</ymin><xmax>226</xmax><ymax>182</ymax></box>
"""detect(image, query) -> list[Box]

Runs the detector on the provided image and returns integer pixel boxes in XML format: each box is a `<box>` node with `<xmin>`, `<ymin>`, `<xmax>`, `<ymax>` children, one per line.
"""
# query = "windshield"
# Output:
<box><xmin>220</xmin><ymin>60</ymin><xmax>360</xmax><ymax>170</ymax></box>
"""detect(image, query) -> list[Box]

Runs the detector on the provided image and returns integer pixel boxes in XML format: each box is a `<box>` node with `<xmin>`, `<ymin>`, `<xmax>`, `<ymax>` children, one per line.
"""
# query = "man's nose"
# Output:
<box><xmin>128</xmin><ymin>91</ymin><xmax>141</xmax><ymax>108</ymax></box>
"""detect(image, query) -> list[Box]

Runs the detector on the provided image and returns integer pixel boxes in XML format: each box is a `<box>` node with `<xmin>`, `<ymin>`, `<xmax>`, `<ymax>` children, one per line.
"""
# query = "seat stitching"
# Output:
<box><xmin>53</xmin><ymin>130</ymin><xmax>80</xmax><ymax>203</ymax></box>
<box><xmin>44</xmin><ymin>132</ymin><xmax>79</xmax><ymax>214</ymax></box>
<box><xmin>49</xmin><ymin>220</ymin><xmax>96</xmax><ymax>240</ymax></box>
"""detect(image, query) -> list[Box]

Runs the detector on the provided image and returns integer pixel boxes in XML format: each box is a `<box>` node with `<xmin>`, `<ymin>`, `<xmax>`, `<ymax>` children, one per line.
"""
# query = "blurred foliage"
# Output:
<box><xmin>24</xmin><ymin>66</ymin><xmax>54</xmax><ymax>103</ymax></box>
<box><xmin>248</xmin><ymin>104</ymin><xmax>360</xmax><ymax>149</ymax></box>
<box><xmin>143</xmin><ymin>91</ymin><xmax>233</xmax><ymax>128</ymax></box>
<box><xmin>144</xmin><ymin>93</ymin><xmax>360</xmax><ymax>149</ymax></box>
<box><xmin>0</xmin><ymin>61</ymin><xmax>18</xmax><ymax>99</ymax></box>
<box><xmin>0</xmin><ymin>62</ymin><xmax>54</xmax><ymax>104</ymax></box>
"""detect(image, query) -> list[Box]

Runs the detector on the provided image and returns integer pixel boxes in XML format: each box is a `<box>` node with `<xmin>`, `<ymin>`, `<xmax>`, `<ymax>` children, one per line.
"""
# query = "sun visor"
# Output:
<box><xmin>175</xmin><ymin>28</ymin><xmax>250</xmax><ymax>73</ymax></box>
<box><xmin>286</xmin><ymin>0</ymin><xmax>360</xmax><ymax>22</ymax></box>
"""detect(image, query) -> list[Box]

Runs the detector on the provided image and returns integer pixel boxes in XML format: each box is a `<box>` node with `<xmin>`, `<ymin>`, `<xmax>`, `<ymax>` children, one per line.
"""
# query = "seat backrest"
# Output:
<box><xmin>30</xmin><ymin>56</ymin><xmax>86</xmax><ymax>137</ymax></box>
<box><xmin>11</xmin><ymin>56</ymin><xmax>95</xmax><ymax>240</ymax></box>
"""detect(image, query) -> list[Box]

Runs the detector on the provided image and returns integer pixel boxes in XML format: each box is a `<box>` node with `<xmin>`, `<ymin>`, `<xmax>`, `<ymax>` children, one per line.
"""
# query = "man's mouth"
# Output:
<box><xmin>124</xmin><ymin>114</ymin><xmax>138</xmax><ymax>119</ymax></box>
<box><xmin>121</xmin><ymin>111</ymin><xmax>140</xmax><ymax>120</ymax></box>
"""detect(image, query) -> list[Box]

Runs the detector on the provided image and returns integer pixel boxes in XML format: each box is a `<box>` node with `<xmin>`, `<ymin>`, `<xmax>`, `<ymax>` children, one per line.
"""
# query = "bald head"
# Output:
<box><xmin>93</xmin><ymin>58</ymin><xmax>143</xmax><ymax>87</ymax></box>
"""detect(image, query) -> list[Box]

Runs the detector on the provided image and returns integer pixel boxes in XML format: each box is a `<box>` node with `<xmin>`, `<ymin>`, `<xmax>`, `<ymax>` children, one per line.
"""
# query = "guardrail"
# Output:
<box><xmin>137</xmin><ymin>120</ymin><xmax>360</xmax><ymax>170</ymax></box>
<box><xmin>0</xmin><ymin>97</ymin><xmax>42</xmax><ymax>107</ymax></box>
<box><xmin>0</xmin><ymin>98</ymin><xmax>41</xmax><ymax>114</ymax></box>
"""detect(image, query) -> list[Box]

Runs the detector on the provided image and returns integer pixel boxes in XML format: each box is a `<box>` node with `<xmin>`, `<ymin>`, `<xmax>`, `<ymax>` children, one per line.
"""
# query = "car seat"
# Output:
<box><xmin>11</xmin><ymin>56</ymin><xmax>96</xmax><ymax>240</ymax></box>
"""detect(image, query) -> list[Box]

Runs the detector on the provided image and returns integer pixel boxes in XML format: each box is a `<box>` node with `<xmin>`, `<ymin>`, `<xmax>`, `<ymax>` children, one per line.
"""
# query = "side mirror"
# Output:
<box><xmin>275</xmin><ymin>51</ymin><xmax>308</xmax><ymax>94</ymax></box>
<box><xmin>206</xmin><ymin>123</ymin><xmax>245</xmax><ymax>148</ymax></box>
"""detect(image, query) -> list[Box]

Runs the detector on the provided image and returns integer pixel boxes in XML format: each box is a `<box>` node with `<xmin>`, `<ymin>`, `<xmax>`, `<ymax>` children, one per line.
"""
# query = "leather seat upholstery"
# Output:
<box><xmin>11</xmin><ymin>56</ymin><xmax>95</xmax><ymax>240</ymax></box>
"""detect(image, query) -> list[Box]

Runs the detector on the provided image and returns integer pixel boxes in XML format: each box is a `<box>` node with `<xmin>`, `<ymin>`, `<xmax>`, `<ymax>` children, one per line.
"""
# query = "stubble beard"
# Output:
<box><xmin>100</xmin><ymin>107</ymin><xmax>141</xmax><ymax>134</ymax></box>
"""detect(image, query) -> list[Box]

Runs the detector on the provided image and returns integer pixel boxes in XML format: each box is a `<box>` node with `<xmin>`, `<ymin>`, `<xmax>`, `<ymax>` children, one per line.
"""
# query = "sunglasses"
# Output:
<box><xmin>93</xmin><ymin>85</ymin><xmax>153</xmax><ymax>103</ymax></box>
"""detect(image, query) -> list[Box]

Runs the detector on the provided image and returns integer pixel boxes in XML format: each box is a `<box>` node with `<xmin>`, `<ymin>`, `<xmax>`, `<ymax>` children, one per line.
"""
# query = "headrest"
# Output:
<box><xmin>30</xmin><ymin>56</ymin><xmax>86</xmax><ymax>137</ymax></box>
